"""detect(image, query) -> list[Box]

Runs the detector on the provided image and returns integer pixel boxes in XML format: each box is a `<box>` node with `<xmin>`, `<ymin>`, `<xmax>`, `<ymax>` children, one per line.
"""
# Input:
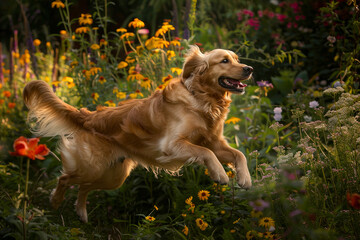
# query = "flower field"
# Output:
<box><xmin>0</xmin><ymin>0</ymin><xmax>359</xmax><ymax>239</ymax></box>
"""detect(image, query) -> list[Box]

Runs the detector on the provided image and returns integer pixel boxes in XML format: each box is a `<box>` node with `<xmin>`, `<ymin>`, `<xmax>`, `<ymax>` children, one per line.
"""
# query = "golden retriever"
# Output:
<box><xmin>23</xmin><ymin>45</ymin><xmax>253</xmax><ymax>222</ymax></box>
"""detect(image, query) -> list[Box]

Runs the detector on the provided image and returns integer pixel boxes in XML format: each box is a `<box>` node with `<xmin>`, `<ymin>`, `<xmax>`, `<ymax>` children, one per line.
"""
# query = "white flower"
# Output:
<box><xmin>274</xmin><ymin>107</ymin><xmax>282</xmax><ymax>114</ymax></box>
<box><xmin>304</xmin><ymin>115</ymin><xmax>312</xmax><ymax>122</ymax></box>
<box><xmin>309</xmin><ymin>101</ymin><xmax>319</xmax><ymax>108</ymax></box>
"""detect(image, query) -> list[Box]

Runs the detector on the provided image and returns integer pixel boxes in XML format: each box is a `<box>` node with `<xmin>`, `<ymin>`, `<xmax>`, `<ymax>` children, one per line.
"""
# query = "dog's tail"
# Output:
<box><xmin>23</xmin><ymin>80</ymin><xmax>87</xmax><ymax>137</ymax></box>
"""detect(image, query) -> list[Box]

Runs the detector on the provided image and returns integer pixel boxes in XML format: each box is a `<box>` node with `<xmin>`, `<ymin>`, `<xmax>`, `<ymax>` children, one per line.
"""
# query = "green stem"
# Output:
<box><xmin>23</xmin><ymin>158</ymin><xmax>30</xmax><ymax>240</ymax></box>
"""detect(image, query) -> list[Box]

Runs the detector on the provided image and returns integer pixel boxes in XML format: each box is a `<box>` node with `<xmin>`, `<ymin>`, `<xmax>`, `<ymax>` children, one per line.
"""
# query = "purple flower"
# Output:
<box><xmin>249</xmin><ymin>199</ymin><xmax>270</xmax><ymax>211</ymax></box>
<box><xmin>257</xmin><ymin>80</ymin><xmax>273</xmax><ymax>88</ymax></box>
<box><xmin>309</xmin><ymin>101</ymin><xmax>319</xmax><ymax>108</ymax></box>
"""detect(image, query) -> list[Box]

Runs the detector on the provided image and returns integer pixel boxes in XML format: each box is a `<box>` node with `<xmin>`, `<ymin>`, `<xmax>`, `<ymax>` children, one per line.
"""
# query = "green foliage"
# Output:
<box><xmin>0</xmin><ymin>0</ymin><xmax>360</xmax><ymax>239</ymax></box>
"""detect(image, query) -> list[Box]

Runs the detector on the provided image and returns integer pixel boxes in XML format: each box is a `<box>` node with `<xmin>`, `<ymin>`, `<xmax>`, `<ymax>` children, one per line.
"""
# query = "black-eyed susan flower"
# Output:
<box><xmin>91</xmin><ymin>92</ymin><xmax>99</xmax><ymax>103</ymax></box>
<box><xmin>51</xmin><ymin>0</ymin><xmax>65</xmax><ymax>8</ymax></box>
<box><xmin>156</xmin><ymin>84</ymin><xmax>165</xmax><ymax>91</ymax></box>
<box><xmin>145</xmin><ymin>216</ymin><xmax>155</xmax><ymax>221</ymax></box>
<box><xmin>99</xmin><ymin>39</ymin><xmax>107</xmax><ymax>46</ymax></box>
<box><xmin>140</xmin><ymin>78</ymin><xmax>151</xmax><ymax>89</ymax></box>
<box><xmin>79</xmin><ymin>14</ymin><xmax>93</xmax><ymax>25</ymax></box>
<box><xmin>225</xmin><ymin>117</ymin><xmax>241</xmax><ymax>124</ymax></box>
<box><xmin>98</xmin><ymin>76</ymin><xmax>106</xmax><ymax>84</ymax></box>
<box><xmin>259</xmin><ymin>217</ymin><xmax>275</xmax><ymax>229</ymax></box>
<box><xmin>162</xmin><ymin>74</ymin><xmax>173</xmax><ymax>83</ymax></box>
<box><xmin>105</xmin><ymin>100</ymin><xmax>116</xmax><ymax>107</ymax></box>
<box><xmin>125</xmin><ymin>55</ymin><xmax>135</xmax><ymax>64</ymax></box>
<box><xmin>117</xmin><ymin>61</ymin><xmax>128</xmax><ymax>69</ymax></box>
<box><xmin>75</xmin><ymin>27</ymin><xmax>89</xmax><ymax>34</ymax></box>
<box><xmin>195</xmin><ymin>218</ymin><xmax>208</xmax><ymax>231</ymax></box>
<box><xmin>128</xmin><ymin>18</ymin><xmax>145</xmax><ymax>28</ymax></box>
<box><xmin>263</xmin><ymin>232</ymin><xmax>273</xmax><ymax>239</ymax></box>
<box><xmin>246</xmin><ymin>230</ymin><xmax>256</xmax><ymax>240</ymax></box>
<box><xmin>182</xmin><ymin>225</ymin><xmax>189</xmax><ymax>235</ymax></box>
<box><xmin>170</xmin><ymin>40</ymin><xmax>181</xmax><ymax>47</ymax></box>
<box><xmin>198</xmin><ymin>190</ymin><xmax>210</xmax><ymax>201</ymax></box>
<box><xmin>33</xmin><ymin>39</ymin><xmax>41</xmax><ymax>46</ymax></box>
<box><xmin>129</xmin><ymin>89</ymin><xmax>143</xmax><ymax>99</ymax></box>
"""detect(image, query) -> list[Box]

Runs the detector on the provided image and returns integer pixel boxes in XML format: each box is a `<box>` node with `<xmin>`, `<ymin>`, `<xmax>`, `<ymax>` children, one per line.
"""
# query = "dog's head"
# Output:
<box><xmin>181</xmin><ymin>46</ymin><xmax>253</xmax><ymax>95</ymax></box>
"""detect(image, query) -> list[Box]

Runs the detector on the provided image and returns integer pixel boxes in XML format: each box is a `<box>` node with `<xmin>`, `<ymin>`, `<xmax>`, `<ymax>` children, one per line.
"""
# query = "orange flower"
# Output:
<box><xmin>51</xmin><ymin>0</ymin><xmax>65</xmax><ymax>8</ymax></box>
<box><xmin>3</xmin><ymin>90</ymin><xmax>11</xmax><ymax>98</ymax></box>
<box><xmin>10</xmin><ymin>136</ymin><xmax>50</xmax><ymax>160</ymax></box>
<box><xmin>8</xmin><ymin>102</ymin><xmax>16</xmax><ymax>109</ymax></box>
<box><xmin>347</xmin><ymin>193</ymin><xmax>360</xmax><ymax>209</ymax></box>
<box><xmin>33</xmin><ymin>39</ymin><xmax>41</xmax><ymax>46</ymax></box>
<box><xmin>198</xmin><ymin>190</ymin><xmax>210</xmax><ymax>201</ymax></box>
<box><xmin>128</xmin><ymin>18</ymin><xmax>145</xmax><ymax>28</ymax></box>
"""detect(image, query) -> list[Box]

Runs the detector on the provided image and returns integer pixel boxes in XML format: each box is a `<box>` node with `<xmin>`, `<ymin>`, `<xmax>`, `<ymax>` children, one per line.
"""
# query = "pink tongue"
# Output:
<box><xmin>228</xmin><ymin>79</ymin><xmax>247</xmax><ymax>87</ymax></box>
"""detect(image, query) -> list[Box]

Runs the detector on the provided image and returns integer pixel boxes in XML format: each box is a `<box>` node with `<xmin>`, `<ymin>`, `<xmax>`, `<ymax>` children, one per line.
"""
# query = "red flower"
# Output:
<box><xmin>10</xmin><ymin>136</ymin><xmax>50</xmax><ymax>160</ymax></box>
<box><xmin>347</xmin><ymin>193</ymin><xmax>360</xmax><ymax>209</ymax></box>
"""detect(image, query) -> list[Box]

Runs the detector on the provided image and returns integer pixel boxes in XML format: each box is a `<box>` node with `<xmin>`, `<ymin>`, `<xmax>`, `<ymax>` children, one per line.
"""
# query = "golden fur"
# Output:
<box><xmin>23</xmin><ymin>46</ymin><xmax>253</xmax><ymax>222</ymax></box>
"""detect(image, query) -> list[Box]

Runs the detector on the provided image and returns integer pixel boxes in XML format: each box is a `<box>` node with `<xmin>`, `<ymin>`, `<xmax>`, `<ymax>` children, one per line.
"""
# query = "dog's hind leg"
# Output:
<box><xmin>75</xmin><ymin>158</ymin><xmax>137</xmax><ymax>222</ymax></box>
<box><xmin>50</xmin><ymin>174</ymin><xmax>71</xmax><ymax>209</ymax></box>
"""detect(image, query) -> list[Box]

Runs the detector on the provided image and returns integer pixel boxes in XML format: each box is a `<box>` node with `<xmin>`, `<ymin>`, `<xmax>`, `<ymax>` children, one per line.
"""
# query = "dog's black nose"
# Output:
<box><xmin>243</xmin><ymin>66</ymin><xmax>253</xmax><ymax>74</ymax></box>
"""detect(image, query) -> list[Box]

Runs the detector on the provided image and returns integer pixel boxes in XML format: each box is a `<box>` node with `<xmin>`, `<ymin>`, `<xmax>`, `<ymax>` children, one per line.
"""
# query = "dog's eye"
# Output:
<box><xmin>221</xmin><ymin>59</ymin><xmax>229</xmax><ymax>63</ymax></box>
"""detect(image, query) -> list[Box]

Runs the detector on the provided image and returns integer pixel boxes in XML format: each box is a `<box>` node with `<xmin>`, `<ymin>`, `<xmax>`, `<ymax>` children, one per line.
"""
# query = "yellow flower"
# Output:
<box><xmin>129</xmin><ymin>90</ymin><xmax>144</xmax><ymax>99</ymax></box>
<box><xmin>155</xmin><ymin>28</ymin><xmax>167</xmax><ymax>37</ymax></box>
<box><xmin>51</xmin><ymin>0</ymin><xmax>65</xmax><ymax>8</ymax></box>
<box><xmin>233</xmin><ymin>217</ymin><xmax>241</xmax><ymax>224</ymax></box>
<box><xmin>116</xmin><ymin>91</ymin><xmax>126</xmax><ymax>99</ymax></box>
<box><xmin>156</xmin><ymin>84</ymin><xmax>165</xmax><ymax>91</ymax></box>
<box><xmin>46</xmin><ymin>42</ymin><xmax>51</xmax><ymax>48</ymax></box>
<box><xmin>220</xmin><ymin>210</ymin><xmax>226</xmax><ymax>215</ymax></box>
<box><xmin>250</xmin><ymin>210</ymin><xmax>263</xmax><ymax>218</ymax></box>
<box><xmin>226</xmin><ymin>170</ymin><xmax>235</xmax><ymax>178</ymax></box>
<box><xmin>263</xmin><ymin>232</ymin><xmax>273</xmax><ymax>239</ymax></box>
<box><xmin>182</xmin><ymin>225</ymin><xmax>189</xmax><ymax>236</ymax></box>
<box><xmin>127</xmin><ymin>72</ymin><xmax>144</xmax><ymax>81</ymax></box>
<box><xmin>185</xmin><ymin>196</ymin><xmax>193</xmax><ymax>205</ymax></box>
<box><xmin>105</xmin><ymin>100</ymin><xmax>116</xmax><ymax>107</ymax></box>
<box><xmin>33</xmin><ymin>39</ymin><xmax>41</xmax><ymax>46</ymax></box>
<box><xmin>120</xmin><ymin>32</ymin><xmax>135</xmax><ymax>40</ymax></box>
<box><xmin>60</xmin><ymin>30</ymin><xmax>67</xmax><ymax>36</ymax></box>
<box><xmin>154</xmin><ymin>205</ymin><xmax>158</xmax><ymax>211</ymax></box>
<box><xmin>90</xmin><ymin>44</ymin><xmax>100</xmax><ymax>50</ymax></box>
<box><xmin>99</xmin><ymin>76</ymin><xmax>106</xmax><ymax>84</ymax></box>
<box><xmin>52</xmin><ymin>81</ymin><xmax>61</xmax><ymax>87</ymax></box>
<box><xmin>182</xmin><ymin>213</ymin><xmax>187</xmax><ymax>217</ymax></box>
<box><xmin>125</xmin><ymin>56</ymin><xmax>135</xmax><ymax>64</ymax></box>
<box><xmin>91</xmin><ymin>92</ymin><xmax>99</xmax><ymax>102</ymax></box>
<box><xmin>116</xmin><ymin>28</ymin><xmax>127</xmax><ymax>33</ymax></box>
<box><xmin>246</xmin><ymin>230</ymin><xmax>257</xmax><ymax>240</ymax></box>
<box><xmin>225</xmin><ymin>117</ymin><xmax>241</xmax><ymax>124</ymax></box>
<box><xmin>259</xmin><ymin>217</ymin><xmax>275</xmax><ymax>229</ymax></box>
<box><xmin>75</xmin><ymin>27</ymin><xmax>89</xmax><ymax>34</ymax></box>
<box><xmin>167</xmin><ymin>50</ymin><xmax>176</xmax><ymax>60</ymax></box>
<box><xmin>89</xmin><ymin>67</ymin><xmax>102</xmax><ymax>75</ymax></box>
<box><xmin>99</xmin><ymin>39</ymin><xmax>108</xmax><ymax>46</ymax></box>
<box><xmin>117</xmin><ymin>61</ymin><xmax>128</xmax><ymax>69</ymax></box>
<box><xmin>204</xmin><ymin>168</ymin><xmax>209</xmax><ymax>175</ymax></box>
<box><xmin>141</xmin><ymin>78</ymin><xmax>151</xmax><ymax>89</ymax></box>
<box><xmin>188</xmin><ymin>203</ymin><xmax>195</xmax><ymax>213</ymax></box>
<box><xmin>62</xmin><ymin>76</ymin><xmax>75</xmax><ymax>88</ymax></box>
<box><xmin>128</xmin><ymin>18</ymin><xmax>145</xmax><ymax>28</ymax></box>
<box><xmin>198</xmin><ymin>190</ymin><xmax>210</xmax><ymax>201</ymax></box>
<box><xmin>170</xmin><ymin>40</ymin><xmax>181</xmax><ymax>47</ymax></box>
<box><xmin>79</xmin><ymin>14</ymin><xmax>93</xmax><ymax>25</ymax></box>
<box><xmin>162</xmin><ymin>74</ymin><xmax>173</xmax><ymax>83</ymax></box>
<box><xmin>195</xmin><ymin>218</ymin><xmax>208</xmax><ymax>231</ymax></box>
<box><xmin>230</xmin><ymin>229</ymin><xmax>236</xmax><ymax>233</ymax></box>
<box><xmin>145</xmin><ymin>216</ymin><xmax>155</xmax><ymax>221</ymax></box>
<box><xmin>171</xmin><ymin>67</ymin><xmax>182</xmax><ymax>75</ymax></box>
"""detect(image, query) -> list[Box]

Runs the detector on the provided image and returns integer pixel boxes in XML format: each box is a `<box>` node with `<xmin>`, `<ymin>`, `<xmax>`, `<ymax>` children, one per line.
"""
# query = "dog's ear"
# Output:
<box><xmin>181</xmin><ymin>45</ymin><xmax>208</xmax><ymax>79</ymax></box>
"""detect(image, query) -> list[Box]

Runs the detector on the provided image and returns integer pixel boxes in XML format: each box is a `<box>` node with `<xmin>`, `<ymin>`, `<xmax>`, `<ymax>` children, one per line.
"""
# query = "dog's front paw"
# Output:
<box><xmin>210</xmin><ymin>170</ymin><xmax>229</xmax><ymax>185</ymax></box>
<box><xmin>237</xmin><ymin>169</ymin><xmax>252</xmax><ymax>189</ymax></box>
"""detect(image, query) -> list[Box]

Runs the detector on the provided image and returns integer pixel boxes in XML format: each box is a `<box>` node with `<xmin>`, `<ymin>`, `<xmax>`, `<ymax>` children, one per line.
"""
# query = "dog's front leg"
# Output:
<box><xmin>212</xmin><ymin>141</ymin><xmax>252</xmax><ymax>189</ymax></box>
<box><xmin>163</xmin><ymin>139</ymin><xmax>229</xmax><ymax>185</ymax></box>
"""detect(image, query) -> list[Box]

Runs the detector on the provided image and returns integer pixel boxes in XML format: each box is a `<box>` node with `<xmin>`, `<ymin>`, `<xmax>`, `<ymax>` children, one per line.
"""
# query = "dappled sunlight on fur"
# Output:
<box><xmin>23</xmin><ymin>45</ymin><xmax>253</xmax><ymax>222</ymax></box>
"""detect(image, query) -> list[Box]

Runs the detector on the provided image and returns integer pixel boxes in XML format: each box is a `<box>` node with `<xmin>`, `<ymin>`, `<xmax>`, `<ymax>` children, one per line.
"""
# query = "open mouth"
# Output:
<box><xmin>218</xmin><ymin>76</ymin><xmax>248</xmax><ymax>93</ymax></box>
